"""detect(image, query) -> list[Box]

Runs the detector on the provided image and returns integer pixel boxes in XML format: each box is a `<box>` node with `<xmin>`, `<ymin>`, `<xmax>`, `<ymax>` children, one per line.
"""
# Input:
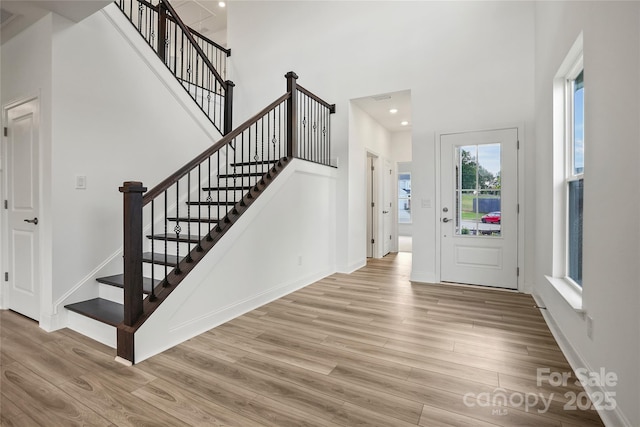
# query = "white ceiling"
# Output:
<box><xmin>0</xmin><ymin>1</ymin><xmax>111</xmax><ymax>43</ymax></box>
<box><xmin>351</xmin><ymin>89</ymin><xmax>412</xmax><ymax>133</ymax></box>
<box><xmin>172</xmin><ymin>0</ymin><xmax>227</xmax><ymax>40</ymax></box>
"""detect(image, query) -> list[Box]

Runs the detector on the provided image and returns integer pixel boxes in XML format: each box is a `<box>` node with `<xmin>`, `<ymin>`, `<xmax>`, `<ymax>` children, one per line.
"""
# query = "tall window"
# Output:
<box><xmin>566</xmin><ymin>66</ymin><xmax>584</xmax><ymax>286</ymax></box>
<box><xmin>398</xmin><ymin>173</ymin><xmax>411</xmax><ymax>223</ymax></box>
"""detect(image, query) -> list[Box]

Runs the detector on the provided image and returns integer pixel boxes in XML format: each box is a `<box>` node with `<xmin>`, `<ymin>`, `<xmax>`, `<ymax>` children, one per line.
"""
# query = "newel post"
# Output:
<box><xmin>117</xmin><ymin>181</ymin><xmax>146</xmax><ymax>364</ymax></box>
<box><xmin>285</xmin><ymin>71</ymin><xmax>299</xmax><ymax>158</ymax></box>
<box><xmin>224</xmin><ymin>80</ymin><xmax>235</xmax><ymax>135</ymax></box>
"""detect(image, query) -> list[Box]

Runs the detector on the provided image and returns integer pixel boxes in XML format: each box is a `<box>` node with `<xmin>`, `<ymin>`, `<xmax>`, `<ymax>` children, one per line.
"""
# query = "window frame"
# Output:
<box><xmin>564</xmin><ymin>57</ymin><xmax>584</xmax><ymax>289</ymax></box>
<box><xmin>397</xmin><ymin>171</ymin><xmax>412</xmax><ymax>224</ymax></box>
<box><xmin>546</xmin><ymin>33</ymin><xmax>584</xmax><ymax>311</ymax></box>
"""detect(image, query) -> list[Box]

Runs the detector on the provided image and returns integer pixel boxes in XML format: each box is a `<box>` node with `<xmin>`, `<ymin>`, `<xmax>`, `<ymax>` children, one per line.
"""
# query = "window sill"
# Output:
<box><xmin>544</xmin><ymin>275</ymin><xmax>584</xmax><ymax>313</ymax></box>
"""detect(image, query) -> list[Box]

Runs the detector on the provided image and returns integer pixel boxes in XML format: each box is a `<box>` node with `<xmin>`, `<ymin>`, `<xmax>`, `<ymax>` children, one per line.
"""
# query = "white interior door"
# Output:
<box><xmin>382</xmin><ymin>159</ymin><xmax>392</xmax><ymax>256</ymax></box>
<box><xmin>440</xmin><ymin>128</ymin><xmax>518</xmax><ymax>289</ymax></box>
<box><xmin>366</xmin><ymin>155</ymin><xmax>375</xmax><ymax>258</ymax></box>
<box><xmin>5</xmin><ymin>99</ymin><xmax>40</xmax><ymax>320</ymax></box>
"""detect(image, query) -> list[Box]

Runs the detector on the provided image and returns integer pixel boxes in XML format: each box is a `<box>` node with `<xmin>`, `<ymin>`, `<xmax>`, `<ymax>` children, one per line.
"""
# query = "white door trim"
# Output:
<box><xmin>2</xmin><ymin>96</ymin><xmax>42</xmax><ymax>316</ymax></box>
<box><xmin>435</xmin><ymin>125</ymin><xmax>524</xmax><ymax>292</ymax></box>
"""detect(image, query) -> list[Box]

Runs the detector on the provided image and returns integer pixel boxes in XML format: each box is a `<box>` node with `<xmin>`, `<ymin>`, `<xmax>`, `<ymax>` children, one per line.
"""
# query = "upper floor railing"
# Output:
<box><xmin>116</xmin><ymin>0</ymin><xmax>233</xmax><ymax>134</ymax></box>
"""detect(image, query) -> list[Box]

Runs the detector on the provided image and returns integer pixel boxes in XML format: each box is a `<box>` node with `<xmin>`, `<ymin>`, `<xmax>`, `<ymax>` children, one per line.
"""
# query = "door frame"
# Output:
<box><xmin>1</xmin><ymin>96</ymin><xmax>42</xmax><ymax>314</ymax></box>
<box><xmin>366</xmin><ymin>152</ymin><xmax>379</xmax><ymax>258</ymax></box>
<box><xmin>434</xmin><ymin>125</ymin><xmax>525</xmax><ymax>292</ymax></box>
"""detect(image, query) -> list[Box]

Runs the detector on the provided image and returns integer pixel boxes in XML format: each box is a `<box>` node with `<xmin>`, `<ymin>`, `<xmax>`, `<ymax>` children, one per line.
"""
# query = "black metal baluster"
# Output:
<box><xmin>149</xmin><ymin>200</ymin><xmax>156</xmax><ymax>301</ymax></box>
<box><xmin>197</xmin><ymin>164</ymin><xmax>202</xmax><ymax>249</ymax></box>
<box><xmin>186</xmin><ymin>172</ymin><xmax>192</xmax><ymax>262</ymax></box>
<box><xmin>218</xmin><ymin>148</ymin><xmax>222</xmax><ymax>226</ymax></box>
<box><xmin>164</xmin><ymin>190</ymin><xmax>168</xmax><ymax>285</ymax></box>
<box><xmin>174</xmin><ymin>181</ymin><xmax>181</xmax><ymax>274</ymax></box>
<box><xmin>173</xmin><ymin>20</ymin><xmax>177</xmax><ymax>74</ymax></box>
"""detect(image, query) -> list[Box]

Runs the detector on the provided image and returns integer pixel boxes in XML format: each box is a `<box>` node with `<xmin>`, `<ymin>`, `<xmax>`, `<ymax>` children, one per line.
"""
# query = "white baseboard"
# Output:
<box><xmin>410</xmin><ymin>269</ymin><xmax>437</xmax><ymax>284</ymax></box>
<box><xmin>532</xmin><ymin>294</ymin><xmax>633</xmax><ymax>427</ymax></box>
<box><xmin>39</xmin><ymin>310</ymin><xmax>67</xmax><ymax>332</ymax></box>
<box><xmin>338</xmin><ymin>259</ymin><xmax>366</xmax><ymax>274</ymax></box>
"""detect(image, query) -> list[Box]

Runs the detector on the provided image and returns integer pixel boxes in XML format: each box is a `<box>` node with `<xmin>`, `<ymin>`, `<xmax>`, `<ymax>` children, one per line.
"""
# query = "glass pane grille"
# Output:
<box><xmin>455</xmin><ymin>144</ymin><xmax>502</xmax><ymax>237</ymax></box>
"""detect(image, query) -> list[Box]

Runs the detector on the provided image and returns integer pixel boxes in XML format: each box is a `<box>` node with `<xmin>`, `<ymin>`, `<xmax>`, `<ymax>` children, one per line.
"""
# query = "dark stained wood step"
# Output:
<box><xmin>65</xmin><ymin>298</ymin><xmax>123</xmax><ymax>327</ymax></box>
<box><xmin>167</xmin><ymin>217</ymin><xmax>220</xmax><ymax>223</ymax></box>
<box><xmin>96</xmin><ymin>274</ymin><xmax>159</xmax><ymax>294</ymax></box>
<box><xmin>218</xmin><ymin>172</ymin><xmax>266</xmax><ymax>178</ymax></box>
<box><xmin>147</xmin><ymin>233</ymin><xmax>201</xmax><ymax>244</ymax></box>
<box><xmin>230</xmin><ymin>160</ymin><xmax>279</xmax><ymax>167</ymax></box>
<box><xmin>185</xmin><ymin>201</ymin><xmax>236</xmax><ymax>206</ymax></box>
<box><xmin>142</xmin><ymin>252</ymin><xmax>182</xmax><ymax>267</ymax></box>
<box><xmin>201</xmin><ymin>186</ymin><xmax>253</xmax><ymax>191</ymax></box>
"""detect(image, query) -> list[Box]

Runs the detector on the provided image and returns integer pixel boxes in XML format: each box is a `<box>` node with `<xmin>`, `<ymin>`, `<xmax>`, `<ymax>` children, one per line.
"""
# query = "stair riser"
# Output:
<box><xmin>149</xmin><ymin>222</ymin><xmax>216</xmax><ymax>237</ymax></box>
<box><xmin>99</xmin><ymin>283</ymin><xmax>150</xmax><ymax>304</ymax></box>
<box><xmin>67</xmin><ymin>310</ymin><xmax>117</xmax><ymax>349</ymax></box>
<box><xmin>145</xmin><ymin>240</ymin><xmax>201</xmax><ymax>258</ymax></box>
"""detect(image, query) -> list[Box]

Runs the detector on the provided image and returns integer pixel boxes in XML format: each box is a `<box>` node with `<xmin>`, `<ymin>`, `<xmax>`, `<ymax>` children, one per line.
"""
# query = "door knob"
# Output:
<box><xmin>442</xmin><ymin>218</ymin><xmax>452</xmax><ymax>223</ymax></box>
<box><xmin>24</xmin><ymin>217</ymin><xmax>38</xmax><ymax>225</ymax></box>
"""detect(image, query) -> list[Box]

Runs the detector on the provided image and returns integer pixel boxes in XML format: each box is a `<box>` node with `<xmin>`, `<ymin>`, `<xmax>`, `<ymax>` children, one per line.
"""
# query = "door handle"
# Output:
<box><xmin>383</xmin><ymin>210</ymin><xmax>389</xmax><ymax>214</ymax></box>
<box><xmin>24</xmin><ymin>217</ymin><xmax>38</xmax><ymax>225</ymax></box>
<box><xmin>442</xmin><ymin>218</ymin><xmax>452</xmax><ymax>223</ymax></box>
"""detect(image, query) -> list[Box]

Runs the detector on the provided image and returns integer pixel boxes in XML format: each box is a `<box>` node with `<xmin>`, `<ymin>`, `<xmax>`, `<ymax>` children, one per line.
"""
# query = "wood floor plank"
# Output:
<box><xmin>161</xmin><ymin>345</ymin><xmax>348</xmax><ymax>422</ymax></box>
<box><xmin>58</xmin><ymin>373</ymin><xmax>189</xmax><ymax>427</ymax></box>
<box><xmin>1</xmin><ymin>362</ymin><xmax>112</xmax><ymax>426</ymax></box>
<box><xmin>235</xmin><ymin>353</ymin><xmax>423</xmax><ymax>424</ymax></box>
<box><xmin>419</xmin><ymin>404</ymin><xmax>501</xmax><ymax>427</ymax></box>
<box><xmin>132</xmin><ymin>378</ymin><xmax>265</xmax><ymax>427</ymax></box>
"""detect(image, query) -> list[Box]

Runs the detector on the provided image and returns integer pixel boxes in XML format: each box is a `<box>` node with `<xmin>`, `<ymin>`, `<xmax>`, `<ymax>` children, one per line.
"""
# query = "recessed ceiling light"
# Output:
<box><xmin>401</xmin><ymin>121</ymin><xmax>409</xmax><ymax>126</ymax></box>
<box><xmin>389</xmin><ymin>108</ymin><xmax>398</xmax><ymax>114</ymax></box>
<box><xmin>219</xmin><ymin>1</ymin><xmax>226</xmax><ymax>7</ymax></box>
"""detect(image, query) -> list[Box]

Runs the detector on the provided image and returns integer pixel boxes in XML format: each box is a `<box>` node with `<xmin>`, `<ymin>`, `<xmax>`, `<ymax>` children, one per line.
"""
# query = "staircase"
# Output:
<box><xmin>64</xmin><ymin>0</ymin><xmax>335</xmax><ymax>364</ymax></box>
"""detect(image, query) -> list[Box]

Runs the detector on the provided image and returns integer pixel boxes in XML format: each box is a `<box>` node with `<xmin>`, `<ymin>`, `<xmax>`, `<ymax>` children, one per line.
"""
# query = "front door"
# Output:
<box><xmin>5</xmin><ymin>99</ymin><xmax>40</xmax><ymax>320</ymax></box>
<box><xmin>440</xmin><ymin>128</ymin><xmax>518</xmax><ymax>289</ymax></box>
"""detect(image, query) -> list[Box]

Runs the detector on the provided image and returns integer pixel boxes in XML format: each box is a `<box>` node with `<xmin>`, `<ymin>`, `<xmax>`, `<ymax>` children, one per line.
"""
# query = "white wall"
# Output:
<box><xmin>0</xmin><ymin>14</ymin><xmax>54</xmax><ymax>312</ymax></box>
<box><xmin>533</xmin><ymin>2</ymin><xmax>640</xmax><ymax>426</ymax></box>
<box><xmin>227</xmin><ymin>1</ymin><xmax>536</xmax><ymax>281</ymax></box>
<box><xmin>135</xmin><ymin>159</ymin><xmax>336</xmax><ymax>362</ymax></box>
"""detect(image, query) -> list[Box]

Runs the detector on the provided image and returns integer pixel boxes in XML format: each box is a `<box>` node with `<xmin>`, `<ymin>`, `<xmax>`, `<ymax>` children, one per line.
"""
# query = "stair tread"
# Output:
<box><xmin>230</xmin><ymin>160</ymin><xmax>279</xmax><ymax>167</ymax></box>
<box><xmin>65</xmin><ymin>298</ymin><xmax>123</xmax><ymax>327</ymax></box>
<box><xmin>218</xmin><ymin>172</ymin><xmax>266</xmax><ymax>178</ymax></box>
<box><xmin>96</xmin><ymin>274</ymin><xmax>159</xmax><ymax>294</ymax></box>
<box><xmin>186</xmin><ymin>201</ymin><xmax>236</xmax><ymax>206</ymax></box>
<box><xmin>167</xmin><ymin>217</ymin><xmax>220</xmax><ymax>223</ymax></box>
<box><xmin>201</xmin><ymin>187</ymin><xmax>252</xmax><ymax>191</ymax></box>
<box><xmin>142</xmin><ymin>252</ymin><xmax>182</xmax><ymax>267</ymax></box>
<box><xmin>147</xmin><ymin>233</ymin><xmax>201</xmax><ymax>243</ymax></box>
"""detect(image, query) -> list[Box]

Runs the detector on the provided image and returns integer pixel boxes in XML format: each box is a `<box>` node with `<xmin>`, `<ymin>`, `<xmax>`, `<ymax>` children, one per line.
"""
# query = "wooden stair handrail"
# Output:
<box><xmin>142</xmin><ymin>92</ymin><xmax>290</xmax><ymax>205</ymax></box>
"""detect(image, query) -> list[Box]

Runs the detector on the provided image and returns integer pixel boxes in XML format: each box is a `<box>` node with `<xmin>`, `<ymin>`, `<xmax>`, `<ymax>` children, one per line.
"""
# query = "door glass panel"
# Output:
<box><xmin>455</xmin><ymin>143</ymin><xmax>502</xmax><ymax>236</ymax></box>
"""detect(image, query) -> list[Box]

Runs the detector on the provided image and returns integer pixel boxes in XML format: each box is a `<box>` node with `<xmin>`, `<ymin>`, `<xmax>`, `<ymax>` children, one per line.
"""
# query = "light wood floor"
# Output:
<box><xmin>1</xmin><ymin>253</ymin><xmax>604</xmax><ymax>426</ymax></box>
